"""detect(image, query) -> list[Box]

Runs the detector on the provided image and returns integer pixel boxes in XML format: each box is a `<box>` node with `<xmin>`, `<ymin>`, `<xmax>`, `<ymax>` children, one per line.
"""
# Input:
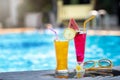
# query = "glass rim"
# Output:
<box><xmin>54</xmin><ymin>39</ymin><xmax>69</xmax><ymax>41</ymax></box>
<box><xmin>76</xmin><ymin>28</ymin><xmax>87</xmax><ymax>33</ymax></box>
<box><xmin>76</xmin><ymin>31</ymin><xmax>87</xmax><ymax>34</ymax></box>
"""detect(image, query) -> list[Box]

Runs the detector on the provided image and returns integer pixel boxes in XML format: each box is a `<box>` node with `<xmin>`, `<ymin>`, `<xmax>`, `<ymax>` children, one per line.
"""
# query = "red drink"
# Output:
<box><xmin>74</xmin><ymin>32</ymin><xmax>86</xmax><ymax>64</ymax></box>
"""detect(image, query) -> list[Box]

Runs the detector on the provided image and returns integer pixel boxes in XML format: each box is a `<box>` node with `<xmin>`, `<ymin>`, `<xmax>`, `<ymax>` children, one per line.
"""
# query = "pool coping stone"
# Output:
<box><xmin>0</xmin><ymin>66</ymin><xmax>120</xmax><ymax>80</ymax></box>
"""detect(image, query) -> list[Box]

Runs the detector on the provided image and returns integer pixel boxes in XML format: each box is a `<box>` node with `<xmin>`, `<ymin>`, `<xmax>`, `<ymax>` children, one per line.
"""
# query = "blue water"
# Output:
<box><xmin>0</xmin><ymin>30</ymin><xmax>120</xmax><ymax>72</ymax></box>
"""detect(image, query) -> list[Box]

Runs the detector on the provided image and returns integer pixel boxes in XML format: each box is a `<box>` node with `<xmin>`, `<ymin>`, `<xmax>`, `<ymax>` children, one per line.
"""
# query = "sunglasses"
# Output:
<box><xmin>83</xmin><ymin>59</ymin><xmax>113</xmax><ymax>71</ymax></box>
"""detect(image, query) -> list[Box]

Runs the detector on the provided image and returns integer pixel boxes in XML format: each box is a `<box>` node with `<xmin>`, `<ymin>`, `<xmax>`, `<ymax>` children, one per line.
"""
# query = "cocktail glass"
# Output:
<box><xmin>54</xmin><ymin>40</ymin><xmax>69</xmax><ymax>74</ymax></box>
<box><xmin>74</xmin><ymin>28</ymin><xmax>86</xmax><ymax>64</ymax></box>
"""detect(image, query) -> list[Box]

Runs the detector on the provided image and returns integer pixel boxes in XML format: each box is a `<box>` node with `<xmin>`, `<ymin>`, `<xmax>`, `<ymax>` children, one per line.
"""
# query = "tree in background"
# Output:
<box><xmin>95</xmin><ymin>0</ymin><xmax>120</xmax><ymax>26</ymax></box>
<box><xmin>116</xmin><ymin>0</ymin><xmax>120</xmax><ymax>26</ymax></box>
<box><xmin>95</xmin><ymin>0</ymin><xmax>114</xmax><ymax>14</ymax></box>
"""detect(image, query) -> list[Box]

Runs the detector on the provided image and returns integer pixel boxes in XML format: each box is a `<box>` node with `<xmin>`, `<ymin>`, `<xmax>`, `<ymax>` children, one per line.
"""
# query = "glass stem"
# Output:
<box><xmin>78</xmin><ymin>62</ymin><xmax>82</xmax><ymax>65</ymax></box>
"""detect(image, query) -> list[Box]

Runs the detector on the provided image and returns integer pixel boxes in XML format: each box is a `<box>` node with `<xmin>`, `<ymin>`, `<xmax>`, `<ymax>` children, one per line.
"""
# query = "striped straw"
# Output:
<box><xmin>47</xmin><ymin>24</ymin><xmax>58</xmax><ymax>40</ymax></box>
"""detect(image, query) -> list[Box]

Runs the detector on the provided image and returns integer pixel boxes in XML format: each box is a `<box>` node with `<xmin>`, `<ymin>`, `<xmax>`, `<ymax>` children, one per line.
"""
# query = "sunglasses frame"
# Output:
<box><xmin>83</xmin><ymin>59</ymin><xmax>113</xmax><ymax>69</ymax></box>
<box><xmin>98</xmin><ymin>59</ymin><xmax>112</xmax><ymax>68</ymax></box>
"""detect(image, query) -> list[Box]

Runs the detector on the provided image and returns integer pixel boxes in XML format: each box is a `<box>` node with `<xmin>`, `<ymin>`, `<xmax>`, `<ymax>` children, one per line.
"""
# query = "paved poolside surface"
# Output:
<box><xmin>0</xmin><ymin>28</ymin><xmax>35</xmax><ymax>34</ymax></box>
<box><xmin>0</xmin><ymin>28</ymin><xmax>120</xmax><ymax>36</ymax></box>
<box><xmin>0</xmin><ymin>66</ymin><xmax>120</xmax><ymax>80</ymax></box>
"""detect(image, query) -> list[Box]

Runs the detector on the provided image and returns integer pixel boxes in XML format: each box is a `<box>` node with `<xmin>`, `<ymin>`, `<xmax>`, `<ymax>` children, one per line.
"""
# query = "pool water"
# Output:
<box><xmin>0</xmin><ymin>30</ymin><xmax>120</xmax><ymax>72</ymax></box>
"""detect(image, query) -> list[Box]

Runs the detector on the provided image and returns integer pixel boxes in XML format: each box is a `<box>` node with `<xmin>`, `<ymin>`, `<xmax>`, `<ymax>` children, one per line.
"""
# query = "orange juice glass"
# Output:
<box><xmin>54</xmin><ymin>40</ymin><xmax>69</xmax><ymax>73</ymax></box>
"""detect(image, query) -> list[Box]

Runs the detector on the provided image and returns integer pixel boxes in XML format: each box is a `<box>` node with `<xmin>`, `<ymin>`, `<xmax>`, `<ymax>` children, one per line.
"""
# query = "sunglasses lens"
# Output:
<box><xmin>99</xmin><ymin>59</ymin><xmax>111</xmax><ymax>67</ymax></box>
<box><xmin>83</xmin><ymin>61</ymin><xmax>95</xmax><ymax>69</ymax></box>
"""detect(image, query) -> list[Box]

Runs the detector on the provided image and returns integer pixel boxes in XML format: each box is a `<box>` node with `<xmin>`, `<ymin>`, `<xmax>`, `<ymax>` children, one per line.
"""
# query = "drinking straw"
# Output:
<box><xmin>47</xmin><ymin>24</ymin><xmax>58</xmax><ymax>40</ymax></box>
<box><xmin>83</xmin><ymin>15</ymin><xmax>96</xmax><ymax>32</ymax></box>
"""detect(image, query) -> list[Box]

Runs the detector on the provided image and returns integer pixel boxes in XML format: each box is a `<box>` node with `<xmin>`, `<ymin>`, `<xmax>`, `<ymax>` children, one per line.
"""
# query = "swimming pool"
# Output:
<box><xmin>0</xmin><ymin>30</ymin><xmax>120</xmax><ymax>72</ymax></box>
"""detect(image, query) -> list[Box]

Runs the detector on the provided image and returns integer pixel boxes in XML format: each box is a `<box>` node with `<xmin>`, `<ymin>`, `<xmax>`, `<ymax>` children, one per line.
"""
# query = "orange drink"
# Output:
<box><xmin>54</xmin><ymin>40</ymin><xmax>69</xmax><ymax>73</ymax></box>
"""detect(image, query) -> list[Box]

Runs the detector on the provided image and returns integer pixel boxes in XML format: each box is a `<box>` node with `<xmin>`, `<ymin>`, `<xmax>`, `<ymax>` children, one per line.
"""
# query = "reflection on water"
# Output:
<box><xmin>0</xmin><ymin>30</ymin><xmax>120</xmax><ymax>72</ymax></box>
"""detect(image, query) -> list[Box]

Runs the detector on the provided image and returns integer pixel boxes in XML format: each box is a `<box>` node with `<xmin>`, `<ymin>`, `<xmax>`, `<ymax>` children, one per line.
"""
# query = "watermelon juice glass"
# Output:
<box><xmin>74</xmin><ymin>29</ymin><xmax>86</xmax><ymax>64</ymax></box>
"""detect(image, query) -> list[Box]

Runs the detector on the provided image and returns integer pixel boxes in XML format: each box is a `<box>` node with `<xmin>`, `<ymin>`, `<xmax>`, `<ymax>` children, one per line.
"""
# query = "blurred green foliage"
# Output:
<box><xmin>70</xmin><ymin>0</ymin><xmax>79</xmax><ymax>4</ymax></box>
<box><xmin>96</xmin><ymin>0</ymin><xmax>115</xmax><ymax>14</ymax></box>
<box><xmin>24</xmin><ymin>0</ymin><xmax>52</xmax><ymax>12</ymax></box>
